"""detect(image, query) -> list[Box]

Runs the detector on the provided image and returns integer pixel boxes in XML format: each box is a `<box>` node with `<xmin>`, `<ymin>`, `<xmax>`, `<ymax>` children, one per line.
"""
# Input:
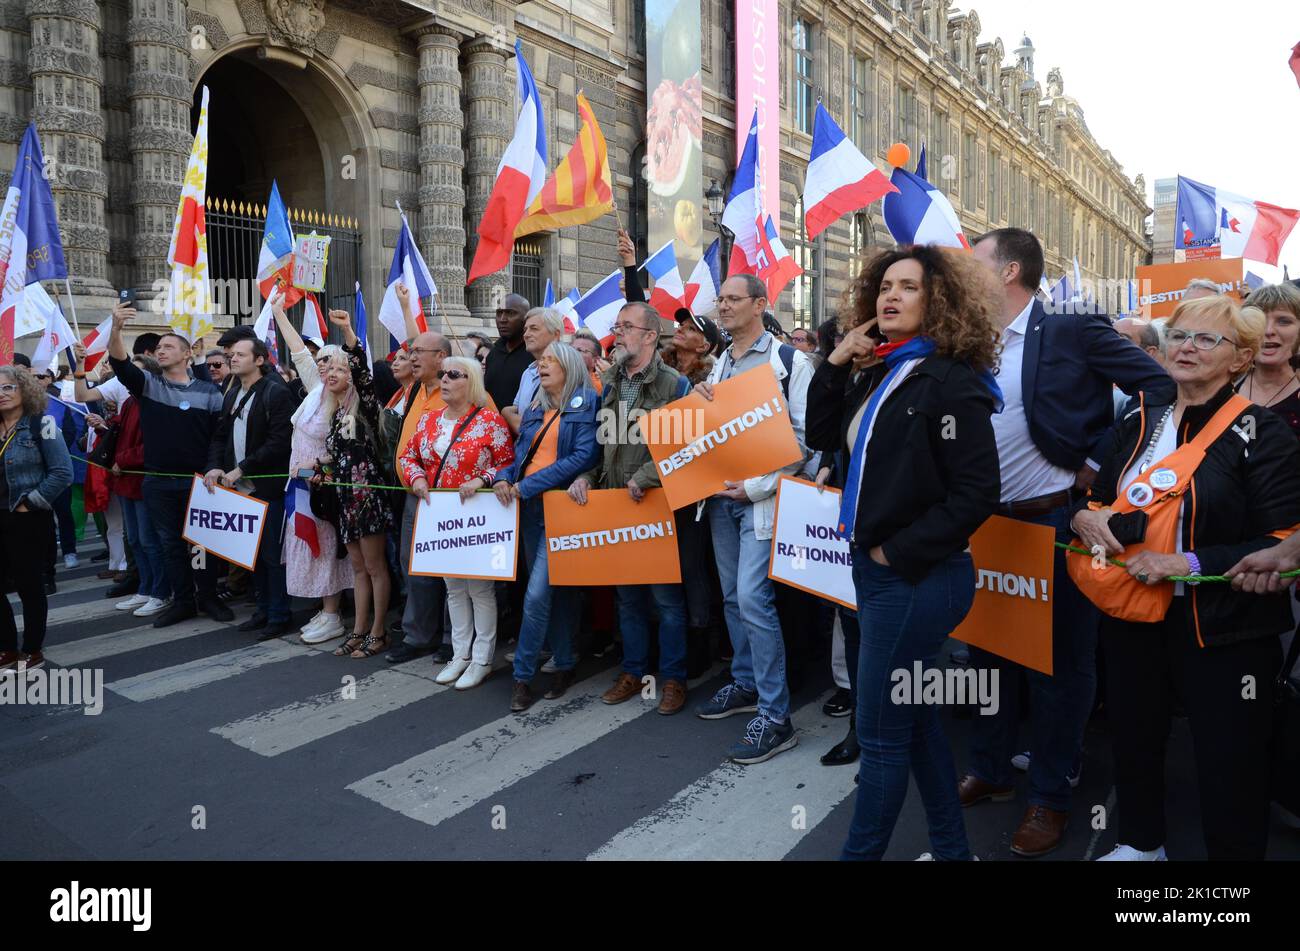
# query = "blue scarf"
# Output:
<box><xmin>836</xmin><ymin>336</ymin><xmax>1003</xmax><ymax>542</ymax></box>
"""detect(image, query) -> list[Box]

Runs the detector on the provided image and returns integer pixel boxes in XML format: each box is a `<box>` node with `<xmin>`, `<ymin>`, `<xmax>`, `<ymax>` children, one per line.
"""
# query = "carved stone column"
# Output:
<box><xmin>27</xmin><ymin>0</ymin><xmax>115</xmax><ymax>307</ymax></box>
<box><xmin>462</xmin><ymin>34</ymin><xmax>510</xmax><ymax>322</ymax></box>
<box><xmin>127</xmin><ymin>0</ymin><xmax>191</xmax><ymax>296</ymax></box>
<box><xmin>417</xmin><ymin>27</ymin><xmax>469</xmax><ymax>326</ymax></box>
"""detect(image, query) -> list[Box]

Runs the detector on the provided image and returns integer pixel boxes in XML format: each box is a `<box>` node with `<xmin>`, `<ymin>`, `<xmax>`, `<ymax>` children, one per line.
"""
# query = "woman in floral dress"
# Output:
<box><xmin>319</xmin><ymin>307</ymin><xmax>395</xmax><ymax>659</ymax></box>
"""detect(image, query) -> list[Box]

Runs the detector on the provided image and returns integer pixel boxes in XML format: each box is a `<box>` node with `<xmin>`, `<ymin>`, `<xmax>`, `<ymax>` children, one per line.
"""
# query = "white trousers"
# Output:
<box><xmin>444</xmin><ymin>576</ymin><xmax>498</xmax><ymax>665</ymax></box>
<box><xmin>831</xmin><ymin>614</ymin><xmax>850</xmax><ymax>690</ymax></box>
<box><xmin>104</xmin><ymin>495</ymin><xmax>127</xmax><ymax>571</ymax></box>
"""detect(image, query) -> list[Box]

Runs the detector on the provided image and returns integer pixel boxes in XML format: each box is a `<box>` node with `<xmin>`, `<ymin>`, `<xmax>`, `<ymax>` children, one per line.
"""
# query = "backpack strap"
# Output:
<box><xmin>777</xmin><ymin>342</ymin><xmax>795</xmax><ymax>401</ymax></box>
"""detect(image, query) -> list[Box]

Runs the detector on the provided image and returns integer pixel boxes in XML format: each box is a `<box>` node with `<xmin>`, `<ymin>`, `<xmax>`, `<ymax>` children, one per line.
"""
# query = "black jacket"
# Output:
<box><xmin>206</xmin><ymin>372</ymin><xmax>296</xmax><ymax>502</ymax></box>
<box><xmin>806</xmin><ymin>355</ymin><xmax>1001</xmax><ymax>583</ymax></box>
<box><xmin>1079</xmin><ymin>384</ymin><xmax>1300</xmax><ymax>646</ymax></box>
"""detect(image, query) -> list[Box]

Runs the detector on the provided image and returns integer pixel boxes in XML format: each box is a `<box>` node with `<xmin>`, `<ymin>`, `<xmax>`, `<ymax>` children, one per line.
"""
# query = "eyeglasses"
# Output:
<box><xmin>440</xmin><ymin>370</ymin><xmax>468</xmax><ymax>381</ymax></box>
<box><xmin>0</xmin><ymin>383</ymin><xmax>18</xmax><ymax>395</ymax></box>
<box><xmin>714</xmin><ymin>294</ymin><xmax>759</xmax><ymax>307</ymax></box>
<box><xmin>1165</xmin><ymin>329</ymin><xmax>1239</xmax><ymax>351</ymax></box>
<box><xmin>612</xmin><ymin>322</ymin><xmax>654</xmax><ymax>334</ymax></box>
<box><xmin>537</xmin><ymin>354</ymin><xmax>558</xmax><ymax>366</ymax></box>
<box><xmin>409</xmin><ymin>346</ymin><xmax>445</xmax><ymax>356</ymax></box>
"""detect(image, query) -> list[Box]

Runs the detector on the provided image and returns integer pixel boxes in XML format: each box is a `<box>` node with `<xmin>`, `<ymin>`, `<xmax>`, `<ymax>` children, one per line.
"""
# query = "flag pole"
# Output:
<box><xmin>60</xmin><ymin>277</ymin><xmax>80</xmax><ymax>337</ymax></box>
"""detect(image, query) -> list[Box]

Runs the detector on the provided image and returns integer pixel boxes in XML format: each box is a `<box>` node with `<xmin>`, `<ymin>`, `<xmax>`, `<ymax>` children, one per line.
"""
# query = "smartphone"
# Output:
<box><xmin>296</xmin><ymin>468</ymin><xmax>316</xmax><ymax>480</ymax></box>
<box><xmin>118</xmin><ymin>288</ymin><xmax>136</xmax><ymax>307</ymax></box>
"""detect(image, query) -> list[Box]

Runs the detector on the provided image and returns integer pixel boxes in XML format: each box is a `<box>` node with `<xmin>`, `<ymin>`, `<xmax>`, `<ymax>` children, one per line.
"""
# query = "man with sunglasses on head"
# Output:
<box><xmin>692</xmin><ymin>274</ymin><xmax>813</xmax><ymax>764</ymax></box>
<box><xmin>386</xmin><ymin>325</ymin><xmax>456</xmax><ymax>665</ymax></box>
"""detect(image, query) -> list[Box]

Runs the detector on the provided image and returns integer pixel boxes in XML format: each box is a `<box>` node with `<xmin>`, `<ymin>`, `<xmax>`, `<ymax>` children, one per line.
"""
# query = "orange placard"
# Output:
<box><xmin>640</xmin><ymin>364</ymin><xmax>803</xmax><ymax>510</ymax></box>
<box><xmin>542</xmin><ymin>488</ymin><xmax>681</xmax><ymax>586</ymax></box>
<box><xmin>1136</xmin><ymin>258</ymin><xmax>1246</xmax><ymax>319</ymax></box>
<box><xmin>952</xmin><ymin>515</ymin><xmax>1055</xmax><ymax>676</ymax></box>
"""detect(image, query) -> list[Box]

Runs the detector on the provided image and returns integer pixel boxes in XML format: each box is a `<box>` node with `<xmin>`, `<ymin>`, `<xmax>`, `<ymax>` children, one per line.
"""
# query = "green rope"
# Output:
<box><xmin>1055</xmin><ymin>541</ymin><xmax>1300</xmax><ymax>584</ymax></box>
<box><xmin>69</xmin><ymin>454</ymin><xmax>458</xmax><ymax>493</ymax></box>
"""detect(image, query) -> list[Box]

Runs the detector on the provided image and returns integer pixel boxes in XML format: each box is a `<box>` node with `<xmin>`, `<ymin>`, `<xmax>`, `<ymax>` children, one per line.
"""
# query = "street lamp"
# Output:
<box><xmin>704</xmin><ymin>178</ymin><xmax>733</xmax><ymax>281</ymax></box>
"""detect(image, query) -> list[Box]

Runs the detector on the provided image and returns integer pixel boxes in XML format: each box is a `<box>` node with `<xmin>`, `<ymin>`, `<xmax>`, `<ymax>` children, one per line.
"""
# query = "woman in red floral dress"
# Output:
<box><xmin>400</xmin><ymin>356</ymin><xmax>514</xmax><ymax>690</ymax></box>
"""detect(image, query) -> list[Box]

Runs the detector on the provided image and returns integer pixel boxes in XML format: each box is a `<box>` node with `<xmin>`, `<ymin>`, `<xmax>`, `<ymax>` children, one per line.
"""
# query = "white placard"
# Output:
<box><xmin>768</xmin><ymin>476</ymin><xmax>856</xmax><ymax>610</ymax></box>
<box><xmin>182</xmin><ymin>476</ymin><xmax>270</xmax><ymax>571</ymax></box>
<box><xmin>409</xmin><ymin>491</ymin><xmax>519</xmax><ymax>581</ymax></box>
<box><xmin>292</xmin><ymin>231</ymin><xmax>331</xmax><ymax>292</ymax></box>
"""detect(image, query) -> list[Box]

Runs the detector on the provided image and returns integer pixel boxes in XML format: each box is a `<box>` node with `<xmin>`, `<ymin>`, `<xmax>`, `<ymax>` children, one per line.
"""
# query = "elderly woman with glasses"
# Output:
<box><xmin>492</xmin><ymin>342</ymin><xmax>600</xmax><ymax>711</ymax></box>
<box><xmin>1070</xmin><ymin>295</ymin><xmax>1300</xmax><ymax>861</ymax></box>
<box><xmin>400</xmin><ymin>357</ymin><xmax>513</xmax><ymax>689</ymax></box>
<box><xmin>271</xmin><ymin>291</ymin><xmax>354</xmax><ymax>644</ymax></box>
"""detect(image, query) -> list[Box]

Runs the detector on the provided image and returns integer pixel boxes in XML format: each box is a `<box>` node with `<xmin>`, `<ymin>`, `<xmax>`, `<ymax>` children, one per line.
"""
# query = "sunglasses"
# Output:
<box><xmin>440</xmin><ymin>370</ymin><xmax>468</xmax><ymax>381</ymax></box>
<box><xmin>206</xmin><ymin>361</ymin><xmax>225</xmax><ymax>369</ymax></box>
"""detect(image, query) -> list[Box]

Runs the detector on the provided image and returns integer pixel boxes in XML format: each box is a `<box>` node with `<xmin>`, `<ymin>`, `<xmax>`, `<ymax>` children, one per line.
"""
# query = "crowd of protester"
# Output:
<box><xmin>3</xmin><ymin>224</ymin><xmax>1299</xmax><ymax>862</ymax></box>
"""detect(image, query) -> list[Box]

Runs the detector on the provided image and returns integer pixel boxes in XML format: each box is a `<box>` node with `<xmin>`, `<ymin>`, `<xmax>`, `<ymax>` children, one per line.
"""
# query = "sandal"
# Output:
<box><xmin>334</xmin><ymin>634</ymin><xmax>366</xmax><ymax>657</ymax></box>
<box><xmin>350</xmin><ymin>635</ymin><xmax>388</xmax><ymax>659</ymax></box>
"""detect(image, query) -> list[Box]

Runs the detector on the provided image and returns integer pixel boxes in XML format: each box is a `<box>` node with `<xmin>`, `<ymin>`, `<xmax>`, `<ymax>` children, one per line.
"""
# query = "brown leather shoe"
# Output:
<box><xmin>544</xmin><ymin>669</ymin><xmax>576</xmax><ymax>700</ymax></box>
<box><xmin>0</xmin><ymin>650</ymin><xmax>20</xmax><ymax>672</ymax></box>
<box><xmin>657</xmin><ymin>679</ymin><xmax>686</xmax><ymax>715</ymax></box>
<box><xmin>957</xmin><ymin>773</ymin><xmax>1016</xmax><ymax>807</ymax></box>
<box><xmin>510</xmin><ymin>680</ymin><xmax>535</xmax><ymax>713</ymax></box>
<box><xmin>1010</xmin><ymin>805</ymin><xmax>1068</xmax><ymax>857</ymax></box>
<box><xmin>601</xmin><ymin>671</ymin><xmax>642</xmax><ymax>705</ymax></box>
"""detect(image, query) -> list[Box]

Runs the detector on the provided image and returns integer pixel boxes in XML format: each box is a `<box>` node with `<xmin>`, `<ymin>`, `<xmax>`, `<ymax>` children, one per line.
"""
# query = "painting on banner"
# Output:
<box><xmin>182</xmin><ymin>476</ymin><xmax>269</xmax><ymax>571</ymax></box>
<box><xmin>767</xmin><ymin>477</ymin><xmax>855</xmax><ymax>610</ymax></box>
<box><xmin>952</xmin><ymin>515</ymin><xmax>1055</xmax><ymax>675</ymax></box>
<box><xmin>409</xmin><ymin>491</ymin><xmax>519</xmax><ymax>581</ymax></box>
<box><xmin>641</xmin><ymin>364</ymin><xmax>803</xmax><ymax>510</ymax></box>
<box><xmin>543</xmin><ymin>488</ymin><xmax>681</xmax><ymax>586</ymax></box>
<box><xmin>1136</xmin><ymin>258</ymin><xmax>1246</xmax><ymax>320</ymax></box>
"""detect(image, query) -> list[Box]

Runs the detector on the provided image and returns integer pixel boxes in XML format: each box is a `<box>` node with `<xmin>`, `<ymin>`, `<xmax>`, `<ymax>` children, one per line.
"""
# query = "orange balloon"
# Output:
<box><xmin>886</xmin><ymin>142</ymin><xmax>911</xmax><ymax>168</ymax></box>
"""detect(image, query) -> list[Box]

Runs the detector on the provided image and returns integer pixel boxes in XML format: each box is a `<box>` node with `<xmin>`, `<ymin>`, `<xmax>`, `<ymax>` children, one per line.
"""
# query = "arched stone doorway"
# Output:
<box><xmin>190</xmin><ymin>46</ymin><xmax>384</xmax><ymax>330</ymax></box>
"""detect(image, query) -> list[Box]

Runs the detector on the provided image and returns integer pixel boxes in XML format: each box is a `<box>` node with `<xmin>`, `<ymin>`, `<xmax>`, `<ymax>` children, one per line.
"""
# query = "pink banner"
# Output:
<box><xmin>735</xmin><ymin>0</ymin><xmax>780</xmax><ymax>228</ymax></box>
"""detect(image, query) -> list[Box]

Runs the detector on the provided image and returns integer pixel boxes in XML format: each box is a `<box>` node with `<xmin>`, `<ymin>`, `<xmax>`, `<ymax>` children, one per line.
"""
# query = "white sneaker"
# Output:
<box><xmin>298</xmin><ymin>611</ymin><xmax>325</xmax><ymax>636</ymax></box>
<box><xmin>1009</xmin><ymin>751</ymin><xmax>1081</xmax><ymax>788</ymax></box>
<box><xmin>133</xmin><ymin>597</ymin><xmax>168</xmax><ymax>617</ymax></box>
<box><xmin>541</xmin><ymin>656</ymin><xmax>559</xmax><ymax>674</ymax></box>
<box><xmin>1097</xmin><ymin>844</ymin><xmax>1167</xmax><ymax>861</ymax></box>
<box><xmin>454</xmin><ymin>662</ymin><xmax>492</xmax><ymax>691</ymax></box>
<box><xmin>116</xmin><ymin>594</ymin><xmax>150</xmax><ymax>611</ymax></box>
<box><xmin>301</xmin><ymin>614</ymin><xmax>344</xmax><ymax>644</ymax></box>
<box><xmin>436</xmin><ymin>657</ymin><xmax>471</xmax><ymax>685</ymax></box>
<box><xmin>915</xmin><ymin>853</ymin><xmax>979</xmax><ymax>861</ymax></box>
<box><xmin>64</xmin><ymin>554</ymin><xmax>80</xmax><ymax>569</ymax></box>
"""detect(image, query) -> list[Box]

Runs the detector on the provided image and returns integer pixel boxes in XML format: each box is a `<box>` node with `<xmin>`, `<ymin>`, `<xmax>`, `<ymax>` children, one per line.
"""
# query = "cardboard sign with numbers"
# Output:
<box><xmin>292</xmin><ymin>231</ymin><xmax>331</xmax><ymax>292</ymax></box>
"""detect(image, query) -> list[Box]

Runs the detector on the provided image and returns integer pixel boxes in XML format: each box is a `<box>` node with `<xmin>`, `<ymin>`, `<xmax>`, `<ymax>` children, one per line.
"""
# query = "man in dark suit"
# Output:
<box><xmin>204</xmin><ymin>338</ymin><xmax>296</xmax><ymax>639</ymax></box>
<box><xmin>960</xmin><ymin>228</ymin><xmax>1175</xmax><ymax>857</ymax></box>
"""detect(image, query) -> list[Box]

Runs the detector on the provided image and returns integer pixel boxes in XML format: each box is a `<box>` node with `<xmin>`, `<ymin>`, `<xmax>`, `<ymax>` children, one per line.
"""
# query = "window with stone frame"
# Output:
<box><xmin>791</xmin><ymin>196</ymin><xmax>821</xmax><ymax>329</ymax></box>
<box><xmin>794</xmin><ymin>18</ymin><xmax>815</xmax><ymax>135</ymax></box>
<box><xmin>851</xmin><ymin>54</ymin><xmax>873</xmax><ymax>157</ymax></box>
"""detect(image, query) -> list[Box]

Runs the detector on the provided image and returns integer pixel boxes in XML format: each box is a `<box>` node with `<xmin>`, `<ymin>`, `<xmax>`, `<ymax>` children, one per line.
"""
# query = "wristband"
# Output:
<box><xmin>1184</xmin><ymin>552</ymin><xmax>1201</xmax><ymax>584</ymax></box>
<box><xmin>74</xmin><ymin>371</ymin><xmax>87</xmax><ymax>379</ymax></box>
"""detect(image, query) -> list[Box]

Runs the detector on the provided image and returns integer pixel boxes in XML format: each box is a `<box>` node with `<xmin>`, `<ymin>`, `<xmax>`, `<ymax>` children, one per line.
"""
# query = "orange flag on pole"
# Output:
<box><xmin>515</xmin><ymin>92</ymin><xmax>613</xmax><ymax>238</ymax></box>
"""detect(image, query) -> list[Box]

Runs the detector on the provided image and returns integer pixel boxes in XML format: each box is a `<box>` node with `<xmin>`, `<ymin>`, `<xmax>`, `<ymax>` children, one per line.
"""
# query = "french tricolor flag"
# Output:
<box><xmin>684</xmin><ymin>239</ymin><xmax>720</xmax><ymax>316</ymax></box>
<box><xmin>553</xmin><ymin>287</ymin><xmax>581</xmax><ymax>333</ymax></box>
<box><xmin>755</xmin><ymin>212</ymin><xmax>802</xmax><ymax>302</ymax></box>
<box><xmin>882</xmin><ymin>157</ymin><xmax>968</xmax><ymax>249</ymax></box>
<box><xmin>377</xmin><ymin>208</ymin><xmax>436</xmax><ymax>345</ymax></box>
<box><xmin>803</xmin><ymin>103</ymin><xmax>897</xmax><ymax>241</ymax></box>
<box><xmin>721</xmin><ymin>110</ymin><xmax>763</xmax><ymax>280</ymax></box>
<box><xmin>79</xmin><ymin>314</ymin><xmax>114</xmax><ymax>372</ymax></box>
<box><xmin>574</xmin><ymin>269</ymin><xmax>624</xmax><ymax>343</ymax></box>
<box><xmin>467</xmin><ymin>40</ymin><xmax>547</xmax><ymax>285</ymax></box>
<box><xmin>284</xmin><ymin>477</ymin><xmax>320</xmax><ymax>558</ymax></box>
<box><xmin>256</xmin><ymin>181</ymin><xmax>301</xmax><ymax>307</ymax></box>
<box><xmin>303</xmin><ymin>291</ymin><xmax>327</xmax><ymax>347</ymax></box>
<box><xmin>640</xmin><ymin>239</ymin><xmax>686</xmax><ymax>320</ymax></box>
<box><xmin>1175</xmin><ymin>175</ymin><xmax>1300</xmax><ymax>265</ymax></box>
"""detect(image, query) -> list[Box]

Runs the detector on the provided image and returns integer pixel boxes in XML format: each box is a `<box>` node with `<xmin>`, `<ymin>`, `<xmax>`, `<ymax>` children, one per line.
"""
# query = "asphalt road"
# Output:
<box><xmin>3</xmin><ymin>541</ymin><xmax>1298</xmax><ymax>861</ymax></box>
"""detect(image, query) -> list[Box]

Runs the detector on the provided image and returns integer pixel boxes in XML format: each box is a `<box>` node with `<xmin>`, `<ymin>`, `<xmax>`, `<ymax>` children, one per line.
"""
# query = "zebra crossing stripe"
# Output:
<box><xmin>106</xmin><ymin>638</ymin><xmax>314</xmax><ymax>702</ymax></box>
<box><xmin>45</xmin><ymin>612</ymin><xmax>251</xmax><ymax>667</ymax></box>
<box><xmin>346</xmin><ymin>664</ymin><xmax>724</xmax><ymax>829</ymax></box>
<box><xmin>587</xmin><ymin>692</ymin><xmax>855</xmax><ymax>861</ymax></box>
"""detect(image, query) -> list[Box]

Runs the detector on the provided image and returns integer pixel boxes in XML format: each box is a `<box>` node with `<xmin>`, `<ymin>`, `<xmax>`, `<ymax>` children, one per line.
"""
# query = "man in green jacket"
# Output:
<box><xmin>568</xmin><ymin>301</ymin><xmax>691</xmax><ymax>715</ymax></box>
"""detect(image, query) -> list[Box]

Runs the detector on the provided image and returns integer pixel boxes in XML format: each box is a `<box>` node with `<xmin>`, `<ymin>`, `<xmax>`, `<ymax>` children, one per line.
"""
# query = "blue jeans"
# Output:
<box><xmin>842</xmin><ymin>549</ymin><xmax>974</xmax><ymax>861</ymax></box>
<box><xmin>966</xmin><ymin>502</ymin><xmax>1098</xmax><ymax>811</ymax></box>
<box><xmin>256</xmin><ymin>498</ymin><xmax>290</xmax><ymax>623</ymax></box>
<box><xmin>616</xmin><ymin>583</ymin><xmax>688</xmax><ymax>682</ymax></box>
<box><xmin>708</xmin><ymin>497</ymin><xmax>790</xmax><ymax>723</ymax></box>
<box><xmin>512</xmin><ymin>497</ymin><xmax>576</xmax><ymax>682</ymax></box>
<box><xmin>121</xmin><ymin>496</ymin><xmax>170</xmax><ymax>600</ymax></box>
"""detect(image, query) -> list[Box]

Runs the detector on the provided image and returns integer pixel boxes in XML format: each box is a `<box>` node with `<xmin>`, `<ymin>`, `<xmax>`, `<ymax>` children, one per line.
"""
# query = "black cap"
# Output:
<box><xmin>674</xmin><ymin>307</ymin><xmax>720</xmax><ymax>349</ymax></box>
<box><xmin>11</xmin><ymin>352</ymin><xmax>31</xmax><ymax>367</ymax></box>
<box><xmin>216</xmin><ymin>324</ymin><xmax>258</xmax><ymax>348</ymax></box>
<box><xmin>762</xmin><ymin>311</ymin><xmax>785</xmax><ymax>338</ymax></box>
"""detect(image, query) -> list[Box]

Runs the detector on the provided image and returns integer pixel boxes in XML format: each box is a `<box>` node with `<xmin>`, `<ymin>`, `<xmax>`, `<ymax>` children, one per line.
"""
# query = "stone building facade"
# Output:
<box><xmin>0</xmin><ymin>0</ymin><xmax>1150</xmax><ymax>348</ymax></box>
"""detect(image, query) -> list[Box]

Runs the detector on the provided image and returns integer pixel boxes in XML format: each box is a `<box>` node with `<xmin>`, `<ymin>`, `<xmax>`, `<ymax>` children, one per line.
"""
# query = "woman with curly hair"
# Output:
<box><xmin>806</xmin><ymin>243</ymin><xmax>1003</xmax><ymax>861</ymax></box>
<box><xmin>0</xmin><ymin>363</ymin><xmax>72</xmax><ymax>671</ymax></box>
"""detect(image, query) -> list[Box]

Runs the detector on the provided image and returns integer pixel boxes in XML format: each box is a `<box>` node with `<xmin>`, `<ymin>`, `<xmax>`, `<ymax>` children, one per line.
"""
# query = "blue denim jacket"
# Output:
<box><xmin>2</xmin><ymin>413</ymin><xmax>73</xmax><ymax>512</ymax></box>
<box><xmin>500</xmin><ymin>387</ymin><xmax>600</xmax><ymax>499</ymax></box>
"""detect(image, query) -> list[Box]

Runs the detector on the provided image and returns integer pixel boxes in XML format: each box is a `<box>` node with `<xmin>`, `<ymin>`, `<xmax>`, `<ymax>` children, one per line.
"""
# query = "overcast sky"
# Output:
<box><xmin>957</xmin><ymin>0</ymin><xmax>1300</xmax><ymax>279</ymax></box>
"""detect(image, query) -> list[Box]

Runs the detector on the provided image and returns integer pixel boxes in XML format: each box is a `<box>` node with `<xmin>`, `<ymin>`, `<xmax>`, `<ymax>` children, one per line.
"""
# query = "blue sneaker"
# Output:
<box><xmin>727</xmin><ymin>715</ymin><xmax>797</xmax><ymax>764</ymax></box>
<box><xmin>695</xmin><ymin>681</ymin><xmax>759</xmax><ymax>720</ymax></box>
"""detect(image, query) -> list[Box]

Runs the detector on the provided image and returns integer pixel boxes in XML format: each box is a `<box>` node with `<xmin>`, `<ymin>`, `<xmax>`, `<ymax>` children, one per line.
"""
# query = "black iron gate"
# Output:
<box><xmin>205</xmin><ymin>196</ymin><xmax>363</xmax><ymax>339</ymax></box>
<box><xmin>512</xmin><ymin>236</ymin><xmax>545</xmax><ymax>309</ymax></box>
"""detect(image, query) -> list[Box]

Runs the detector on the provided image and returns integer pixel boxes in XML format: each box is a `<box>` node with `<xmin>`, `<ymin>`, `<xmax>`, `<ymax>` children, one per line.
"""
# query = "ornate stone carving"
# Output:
<box><xmin>346</xmin><ymin>62</ymin><xmax>417</xmax><ymax>96</ymax></box>
<box><xmin>264</xmin><ymin>0</ymin><xmax>326</xmax><ymax>53</ymax></box>
<box><xmin>187</xmin><ymin>10</ymin><xmax>230</xmax><ymax>51</ymax></box>
<box><xmin>368</xmin><ymin>108</ymin><xmax>418</xmax><ymax>134</ymax></box>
